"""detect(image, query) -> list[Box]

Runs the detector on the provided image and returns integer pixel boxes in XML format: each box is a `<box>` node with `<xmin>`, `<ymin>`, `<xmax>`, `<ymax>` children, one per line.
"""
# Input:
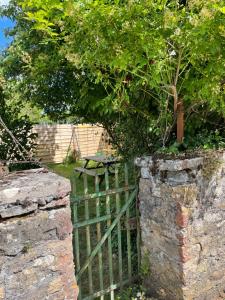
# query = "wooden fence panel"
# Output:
<box><xmin>33</xmin><ymin>124</ymin><xmax>112</xmax><ymax>163</ymax></box>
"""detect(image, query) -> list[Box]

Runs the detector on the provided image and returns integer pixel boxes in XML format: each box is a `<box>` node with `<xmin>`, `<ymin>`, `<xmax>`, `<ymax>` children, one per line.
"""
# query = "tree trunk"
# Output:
<box><xmin>176</xmin><ymin>99</ymin><xmax>184</xmax><ymax>143</ymax></box>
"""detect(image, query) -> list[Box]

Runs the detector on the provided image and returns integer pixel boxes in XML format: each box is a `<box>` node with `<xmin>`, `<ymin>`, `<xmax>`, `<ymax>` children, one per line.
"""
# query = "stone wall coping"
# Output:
<box><xmin>135</xmin><ymin>156</ymin><xmax>204</xmax><ymax>171</ymax></box>
<box><xmin>0</xmin><ymin>168</ymin><xmax>71</xmax><ymax>219</ymax></box>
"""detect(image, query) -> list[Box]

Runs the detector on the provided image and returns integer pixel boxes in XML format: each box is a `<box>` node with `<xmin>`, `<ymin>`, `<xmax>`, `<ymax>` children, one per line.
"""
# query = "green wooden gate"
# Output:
<box><xmin>70</xmin><ymin>163</ymin><xmax>140</xmax><ymax>299</ymax></box>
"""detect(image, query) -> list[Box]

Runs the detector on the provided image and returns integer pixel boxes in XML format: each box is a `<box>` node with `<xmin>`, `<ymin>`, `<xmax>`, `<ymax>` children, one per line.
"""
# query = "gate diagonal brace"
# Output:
<box><xmin>76</xmin><ymin>188</ymin><xmax>137</xmax><ymax>280</ymax></box>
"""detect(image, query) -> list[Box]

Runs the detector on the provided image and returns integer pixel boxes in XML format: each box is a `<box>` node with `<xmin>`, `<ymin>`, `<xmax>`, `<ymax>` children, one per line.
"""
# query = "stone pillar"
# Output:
<box><xmin>0</xmin><ymin>168</ymin><xmax>78</xmax><ymax>300</ymax></box>
<box><xmin>136</xmin><ymin>152</ymin><xmax>225</xmax><ymax>300</ymax></box>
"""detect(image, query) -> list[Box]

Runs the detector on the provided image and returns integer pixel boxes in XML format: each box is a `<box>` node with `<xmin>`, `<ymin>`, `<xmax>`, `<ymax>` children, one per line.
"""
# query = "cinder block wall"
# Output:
<box><xmin>136</xmin><ymin>152</ymin><xmax>225</xmax><ymax>300</ymax></box>
<box><xmin>0</xmin><ymin>168</ymin><xmax>78</xmax><ymax>300</ymax></box>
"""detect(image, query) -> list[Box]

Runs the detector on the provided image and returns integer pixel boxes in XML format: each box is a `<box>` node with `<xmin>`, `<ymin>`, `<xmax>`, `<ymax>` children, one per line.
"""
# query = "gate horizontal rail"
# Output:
<box><xmin>77</xmin><ymin>189</ymin><xmax>137</xmax><ymax>280</ymax></box>
<box><xmin>70</xmin><ymin>163</ymin><xmax>141</xmax><ymax>300</ymax></box>
<box><xmin>70</xmin><ymin>185</ymin><xmax>136</xmax><ymax>203</ymax></box>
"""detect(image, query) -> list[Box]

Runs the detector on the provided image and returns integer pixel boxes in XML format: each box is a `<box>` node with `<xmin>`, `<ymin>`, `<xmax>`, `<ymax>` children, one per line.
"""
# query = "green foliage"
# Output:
<box><xmin>63</xmin><ymin>149</ymin><xmax>80</xmax><ymax>164</ymax></box>
<box><xmin>0</xmin><ymin>115</ymin><xmax>36</xmax><ymax>160</ymax></box>
<box><xmin>47</xmin><ymin>162</ymin><xmax>81</xmax><ymax>179</ymax></box>
<box><xmin>186</xmin><ymin>130</ymin><xmax>225</xmax><ymax>150</ymax></box>
<box><xmin>2</xmin><ymin>0</ymin><xmax>225</xmax><ymax>157</ymax></box>
<box><xmin>21</xmin><ymin>241</ymin><xmax>32</xmax><ymax>254</ymax></box>
<box><xmin>0</xmin><ymin>75</ymin><xmax>37</xmax><ymax>166</ymax></box>
<box><xmin>140</xmin><ymin>252</ymin><xmax>151</xmax><ymax>278</ymax></box>
<box><xmin>116</xmin><ymin>285</ymin><xmax>153</xmax><ymax>300</ymax></box>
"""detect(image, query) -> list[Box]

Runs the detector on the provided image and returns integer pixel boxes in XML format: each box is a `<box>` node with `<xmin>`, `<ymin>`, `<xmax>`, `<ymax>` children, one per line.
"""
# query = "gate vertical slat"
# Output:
<box><xmin>84</xmin><ymin>174</ymin><xmax>93</xmax><ymax>295</ymax></box>
<box><xmin>71</xmin><ymin>175</ymin><xmax>82</xmax><ymax>300</ymax></box>
<box><xmin>136</xmin><ymin>196</ymin><xmax>141</xmax><ymax>274</ymax></box>
<box><xmin>124</xmin><ymin>163</ymin><xmax>132</xmax><ymax>280</ymax></box>
<box><xmin>95</xmin><ymin>175</ymin><xmax>104</xmax><ymax>300</ymax></box>
<box><xmin>115</xmin><ymin>165</ymin><xmax>123</xmax><ymax>289</ymax></box>
<box><xmin>74</xmin><ymin>203</ymin><xmax>82</xmax><ymax>300</ymax></box>
<box><xmin>71</xmin><ymin>162</ymin><xmax>140</xmax><ymax>300</ymax></box>
<box><xmin>105</xmin><ymin>169</ymin><xmax>114</xmax><ymax>300</ymax></box>
<box><xmin>135</xmin><ymin>165</ymin><xmax>141</xmax><ymax>274</ymax></box>
<box><xmin>73</xmin><ymin>203</ymin><xmax>80</xmax><ymax>272</ymax></box>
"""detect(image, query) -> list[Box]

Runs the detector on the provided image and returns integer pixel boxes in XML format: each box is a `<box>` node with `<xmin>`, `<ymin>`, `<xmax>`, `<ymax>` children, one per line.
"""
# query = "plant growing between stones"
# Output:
<box><xmin>140</xmin><ymin>249</ymin><xmax>151</xmax><ymax>278</ymax></box>
<box><xmin>201</xmin><ymin>152</ymin><xmax>223</xmax><ymax>179</ymax></box>
<box><xmin>22</xmin><ymin>242</ymin><xmax>32</xmax><ymax>254</ymax></box>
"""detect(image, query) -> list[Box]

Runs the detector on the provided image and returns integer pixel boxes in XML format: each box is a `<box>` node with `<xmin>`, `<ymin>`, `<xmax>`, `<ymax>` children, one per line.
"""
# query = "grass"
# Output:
<box><xmin>47</xmin><ymin>161</ymin><xmax>81</xmax><ymax>178</ymax></box>
<box><xmin>47</xmin><ymin>160</ymin><xmax>105</xmax><ymax>196</ymax></box>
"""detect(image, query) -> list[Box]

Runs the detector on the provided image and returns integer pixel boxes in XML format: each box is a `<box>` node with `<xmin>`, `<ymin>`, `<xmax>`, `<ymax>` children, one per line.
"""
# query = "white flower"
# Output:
<box><xmin>174</xmin><ymin>28</ymin><xmax>181</xmax><ymax>36</ymax></box>
<box><xmin>170</xmin><ymin>50</ymin><xmax>176</xmax><ymax>56</ymax></box>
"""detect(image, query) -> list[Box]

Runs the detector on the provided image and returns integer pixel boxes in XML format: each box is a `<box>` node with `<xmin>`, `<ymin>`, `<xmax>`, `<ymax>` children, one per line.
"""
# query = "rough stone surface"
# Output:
<box><xmin>0</xmin><ymin>168</ymin><xmax>78</xmax><ymax>300</ymax></box>
<box><xmin>137</xmin><ymin>152</ymin><xmax>225</xmax><ymax>300</ymax></box>
<box><xmin>0</xmin><ymin>163</ymin><xmax>8</xmax><ymax>179</ymax></box>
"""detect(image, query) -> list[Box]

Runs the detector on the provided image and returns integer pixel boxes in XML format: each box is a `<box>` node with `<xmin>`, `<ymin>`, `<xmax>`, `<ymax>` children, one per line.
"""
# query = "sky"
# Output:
<box><xmin>0</xmin><ymin>17</ymin><xmax>14</xmax><ymax>50</ymax></box>
<box><xmin>0</xmin><ymin>0</ymin><xmax>14</xmax><ymax>51</ymax></box>
<box><xmin>0</xmin><ymin>0</ymin><xmax>9</xmax><ymax>5</ymax></box>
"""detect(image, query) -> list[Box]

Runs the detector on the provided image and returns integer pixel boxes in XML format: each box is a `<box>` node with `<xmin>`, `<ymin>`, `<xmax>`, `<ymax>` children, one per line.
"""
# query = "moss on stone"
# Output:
<box><xmin>141</xmin><ymin>248</ymin><xmax>151</xmax><ymax>278</ymax></box>
<box><xmin>202</xmin><ymin>153</ymin><xmax>223</xmax><ymax>179</ymax></box>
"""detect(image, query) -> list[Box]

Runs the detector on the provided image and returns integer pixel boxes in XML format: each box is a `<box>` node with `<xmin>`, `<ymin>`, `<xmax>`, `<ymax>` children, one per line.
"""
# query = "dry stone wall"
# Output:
<box><xmin>136</xmin><ymin>152</ymin><xmax>225</xmax><ymax>300</ymax></box>
<box><xmin>0</xmin><ymin>168</ymin><xmax>78</xmax><ymax>300</ymax></box>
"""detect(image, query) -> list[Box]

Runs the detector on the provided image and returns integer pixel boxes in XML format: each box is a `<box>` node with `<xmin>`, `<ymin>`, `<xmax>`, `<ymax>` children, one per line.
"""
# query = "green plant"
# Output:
<box><xmin>63</xmin><ymin>149</ymin><xmax>80</xmax><ymax>165</ymax></box>
<box><xmin>0</xmin><ymin>74</ymin><xmax>37</xmax><ymax>169</ymax></box>
<box><xmin>2</xmin><ymin>0</ymin><xmax>225</xmax><ymax>158</ymax></box>
<box><xmin>22</xmin><ymin>242</ymin><xmax>32</xmax><ymax>254</ymax></box>
<box><xmin>140</xmin><ymin>250</ymin><xmax>151</xmax><ymax>278</ymax></box>
<box><xmin>0</xmin><ymin>116</ymin><xmax>36</xmax><ymax>160</ymax></box>
<box><xmin>116</xmin><ymin>285</ymin><xmax>156</xmax><ymax>300</ymax></box>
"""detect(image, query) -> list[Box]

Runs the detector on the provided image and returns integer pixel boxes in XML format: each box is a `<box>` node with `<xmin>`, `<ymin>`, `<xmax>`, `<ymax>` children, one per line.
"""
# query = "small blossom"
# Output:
<box><xmin>174</xmin><ymin>28</ymin><xmax>181</xmax><ymax>35</ymax></box>
<box><xmin>170</xmin><ymin>50</ymin><xmax>176</xmax><ymax>56</ymax></box>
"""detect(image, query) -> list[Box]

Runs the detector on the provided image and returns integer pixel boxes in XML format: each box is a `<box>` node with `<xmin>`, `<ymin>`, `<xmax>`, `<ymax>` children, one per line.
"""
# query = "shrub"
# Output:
<box><xmin>3</xmin><ymin>0</ymin><xmax>225</xmax><ymax>157</ymax></box>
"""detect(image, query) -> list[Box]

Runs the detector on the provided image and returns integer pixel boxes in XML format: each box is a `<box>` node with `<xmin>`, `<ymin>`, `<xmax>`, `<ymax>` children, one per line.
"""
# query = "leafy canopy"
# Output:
<box><xmin>2</xmin><ymin>0</ymin><xmax>225</xmax><ymax>156</ymax></box>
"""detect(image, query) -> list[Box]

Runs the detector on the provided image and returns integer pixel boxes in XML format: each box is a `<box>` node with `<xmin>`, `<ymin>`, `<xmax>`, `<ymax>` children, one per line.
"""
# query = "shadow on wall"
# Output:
<box><xmin>32</xmin><ymin>124</ymin><xmax>59</xmax><ymax>163</ymax></box>
<box><xmin>97</xmin><ymin>130</ymin><xmax>112</xmax><ymax>155</ymax></box>
<box><xmin>32</xmin><ymin>124</ymin><xmax>112</xmax><ymax>164</ymax></box>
